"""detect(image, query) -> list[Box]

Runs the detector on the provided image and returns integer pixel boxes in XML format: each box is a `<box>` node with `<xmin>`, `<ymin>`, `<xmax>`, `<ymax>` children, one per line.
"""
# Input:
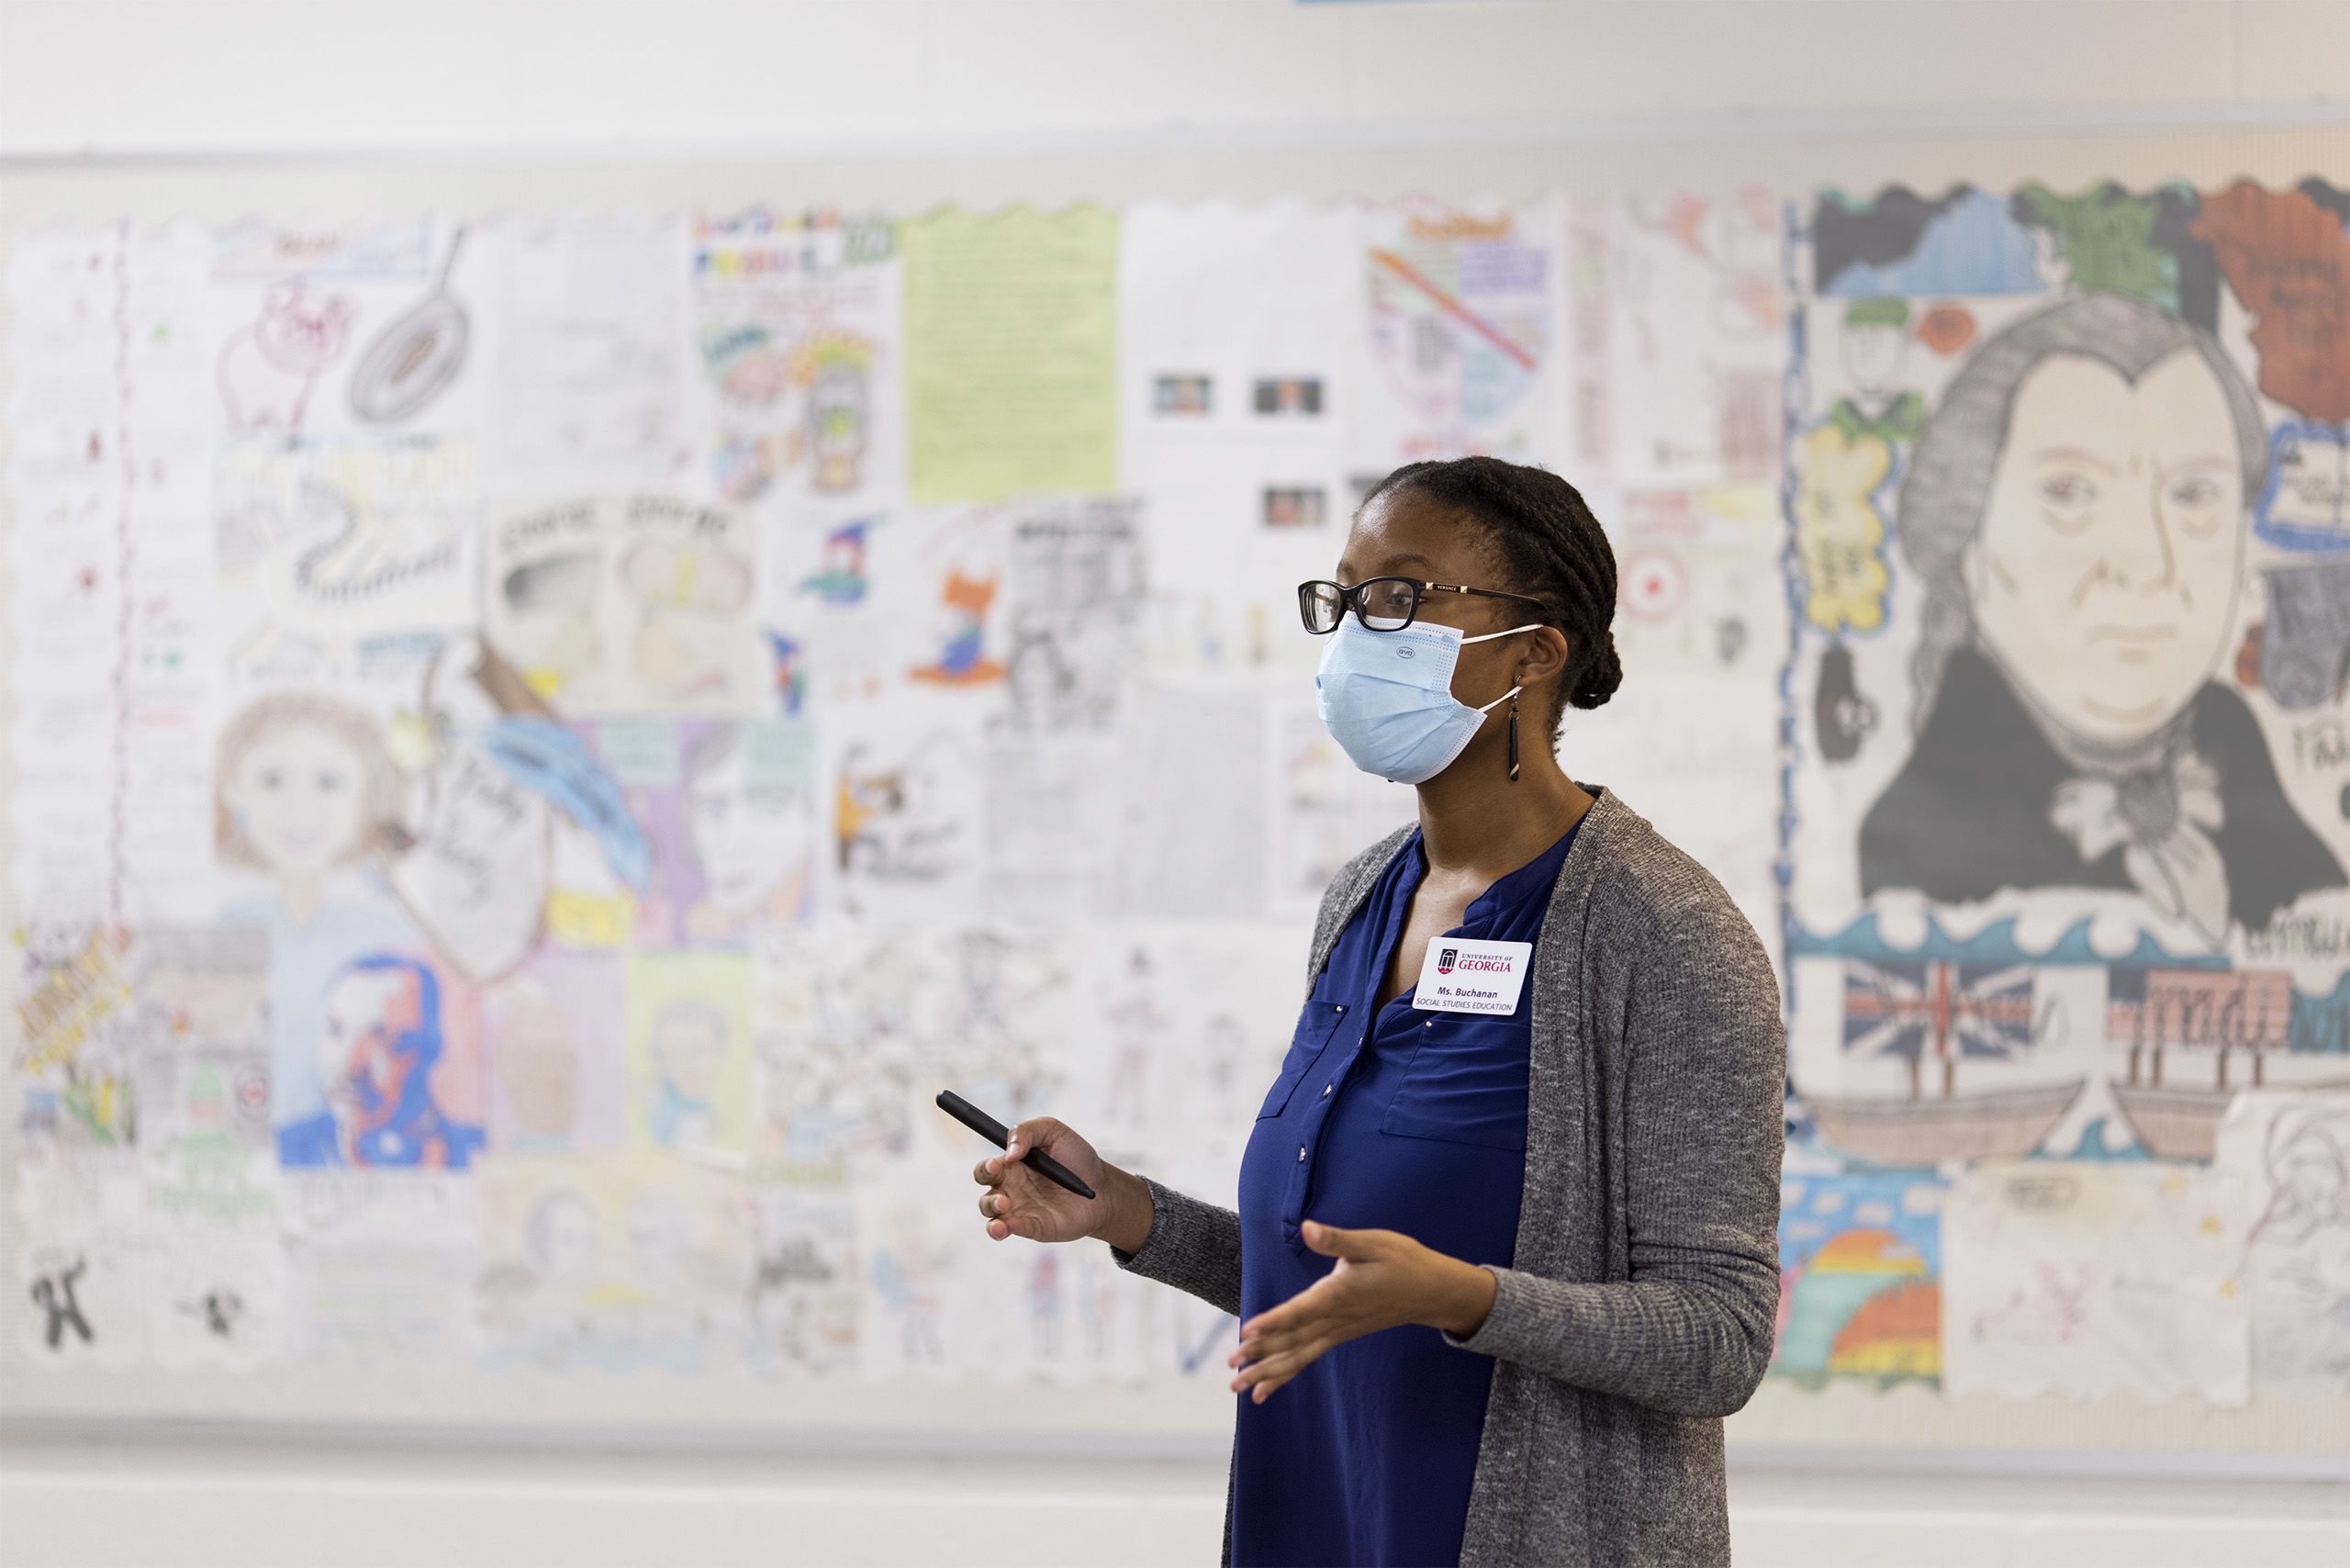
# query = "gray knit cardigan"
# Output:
<box><xmin>1111</xmin><ymin>789</ymin><xmax>1785</xmax><ymax>1566</ymax></box>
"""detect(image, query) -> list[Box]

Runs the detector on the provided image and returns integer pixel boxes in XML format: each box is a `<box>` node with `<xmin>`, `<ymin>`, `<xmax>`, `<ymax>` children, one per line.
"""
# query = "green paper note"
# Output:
<box><xmin>903</xmin><ymin>206</ymin><xmax>1120</xmax><ymax>502</ymax></box>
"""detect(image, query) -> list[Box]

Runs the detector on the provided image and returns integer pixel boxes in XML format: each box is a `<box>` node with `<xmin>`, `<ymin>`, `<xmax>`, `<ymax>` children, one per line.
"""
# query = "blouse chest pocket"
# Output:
<box><xmin>1378</xmin><ymin>1013</ymin><xmax>1532</xmax><ymax>1152</ymax></box>
<box><xmin>1258</xmin><ymin>991</ymin><xmax>1351</xmax><ymax>1120</ymax></box>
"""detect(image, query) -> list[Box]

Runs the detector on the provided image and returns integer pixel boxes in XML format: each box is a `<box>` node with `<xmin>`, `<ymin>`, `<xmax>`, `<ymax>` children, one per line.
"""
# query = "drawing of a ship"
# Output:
<box><xmin>2104</xmin><ymin>967</ymin><xmax>2342</xmax><ymax>1160</ymax></box>
<box><xmin>1802</xmin><ymin>958</ymin><xmax>2083</xmax><ymax>1166</ymax></box>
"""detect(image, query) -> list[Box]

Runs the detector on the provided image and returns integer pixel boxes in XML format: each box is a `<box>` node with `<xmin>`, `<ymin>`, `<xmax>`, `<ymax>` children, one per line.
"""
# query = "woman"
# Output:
<box><xmin>1860</xmin><ymin>291</ymin><xmax>2343</xmax><ymax>945</ymax></box>
<box><xmin>970</xmin><ymin>457</ymin><xmax>1785</xmax><ymax>1566</ymax></box>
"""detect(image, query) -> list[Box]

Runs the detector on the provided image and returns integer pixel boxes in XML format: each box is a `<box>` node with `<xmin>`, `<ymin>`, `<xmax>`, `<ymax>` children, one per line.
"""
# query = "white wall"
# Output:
<box><xmin>5</xmin><ymin>3</ymin><xmax>2350</xmax><ymax>1563</ymax></box>
<box><xmin>1</xmin><ymin>0</ymin><xmax>2349</xmax><ymax>158</ymax></box>
<box><xmin>4</xmin><ymin>1436</ymin><xmax>2350</xmax><ymax>1568</ymax></box>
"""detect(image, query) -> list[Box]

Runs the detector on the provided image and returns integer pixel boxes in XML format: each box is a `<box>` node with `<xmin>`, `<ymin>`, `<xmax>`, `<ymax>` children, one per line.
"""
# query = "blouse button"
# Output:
<box><xmin>1321</xmin><ymin>1082</ymin><xmax>1333</xmax><ymax>1097</ymax></box>
<box><xmin>1297</xmin><ymin>1146</ymin><xmax>1307</xmax><ymax>1163</ymax></box>
<box><xmin>1334</xmin><ymin>1004</ymin><xmax>1345</xmax><ymax>1014</ymax></box>
<box><xmin>1424</xmin><ymin>1020</ymin><xmax>1433</xmax><ymax>1029</ymax></box>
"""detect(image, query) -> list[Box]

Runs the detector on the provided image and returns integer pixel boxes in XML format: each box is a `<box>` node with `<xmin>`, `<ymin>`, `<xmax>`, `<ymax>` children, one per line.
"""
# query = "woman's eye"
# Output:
<box><xmin>2168</xmin><ymin>476</ymin><xmax>2222</xmax><ymax>508</ymax></box>
<box><xmin>316</xmin><ymin>772</ymin><xmax>342</xmax><ymax>793</ymax></box>
<box><xmin>2040</xmin><ymin>473</ymin><xmax>2098</xmax><ymax>508</ymax></box>
<box><xmin>258</xmin><ymin>768</ymin><xmax>283</xmax><ymax>790</ymax></box>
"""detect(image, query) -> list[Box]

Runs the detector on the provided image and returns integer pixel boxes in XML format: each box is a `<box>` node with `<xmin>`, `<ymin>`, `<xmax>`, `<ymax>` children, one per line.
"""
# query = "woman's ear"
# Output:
<box><xmin>1521</xmin><ymin>626</ymin><xmax>1570</xmax><ymax>688</ymax></box>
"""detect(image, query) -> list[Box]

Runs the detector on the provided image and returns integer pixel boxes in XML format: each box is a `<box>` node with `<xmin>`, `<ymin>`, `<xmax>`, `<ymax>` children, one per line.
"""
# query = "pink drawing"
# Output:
<box><xmin>218</xmin><ymin>281</ymin><xmax>354</xmax><ymax>434</ymax></box>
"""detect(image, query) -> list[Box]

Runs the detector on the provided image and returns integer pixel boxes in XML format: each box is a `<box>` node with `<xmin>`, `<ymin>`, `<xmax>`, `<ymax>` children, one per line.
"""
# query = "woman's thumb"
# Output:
<box><xmin>1302</xmin><ymin>1219</ymin><xmax>1362</xmax><ymax>1258</ymax></box>
<box><xmin>1005</xmin><ymin>1115</ymin><xmax>1063</xmax><ymax>1159</ymax></box>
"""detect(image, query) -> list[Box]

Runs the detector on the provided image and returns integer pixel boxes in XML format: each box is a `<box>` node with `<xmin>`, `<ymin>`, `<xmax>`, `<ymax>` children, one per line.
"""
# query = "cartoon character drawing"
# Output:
<box><xmin>700</xmin><ymin>322</ymin><xmax>790</xmax><ymax>407</ymax></box>
<box><xmin>798</xmin><ymin>520</ymin><xmax>873</xmax><ymax>606</ymax></box>
<box><xmin>218</xmin><ymin>280</ymin><xmax>355</xmax><ymax>434</ymax></box>
<box><xmin>619</xmin><ymin>539</ymin><xmax>755</xmax><ymax>704</ymax></box>
<box><xmin>277</xmin><ymin>953</ymin><xmax>484</xmax><ymax>1169</ymax></box>
<box><xmin>1860</xmin><ymin>292</ymin><xmax>2346</xmax><ymax>945</ymax></box>
<box><xmin>641</xmin><ymin>999</ymin><xmax>730</xmax><ymax>1151</ymax></box>
<box><xmin>1829</xmin><ymin>297</ymin><xmax>1928</xmax><ymax>445</ymax></box>
<box><xmin>908</xmin><ymin>568</ymin><xmax>1006</xmax><ymax>686</ymax></box>
<box><xmin>834</xmin><ymin>735</ymin><xmax>968</xmax><ymax>888</ymax></box>
<box><xmin>678</xmin><ymin>724</ymin><xmax>815</xmax><ymax>940</ymax></box>
<box><xmin>795</xmin><ymin>337</ymin><xmax>873</xmax><ymax>494</ymax></box>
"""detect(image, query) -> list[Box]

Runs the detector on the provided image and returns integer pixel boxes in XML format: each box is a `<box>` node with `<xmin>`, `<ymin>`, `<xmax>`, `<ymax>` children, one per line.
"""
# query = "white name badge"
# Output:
<box><xmin>1414</xmin><ymin>937</ymin><xmax>1534</xmax><ymax>1016</ymax></box>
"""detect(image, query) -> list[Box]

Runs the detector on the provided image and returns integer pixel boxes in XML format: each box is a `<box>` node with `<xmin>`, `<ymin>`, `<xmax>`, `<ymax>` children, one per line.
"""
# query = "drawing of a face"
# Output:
<box><xmin>2275</xmin><ymin>1116</ymin><xmax>2349</xmax><ymax>1222</ymax></box>
<box><xmin>1841</xmin><ymin>308</ymin><xmax>1908</xmax><ymax>398</ymax></box>
<box><xmin>623</xmin><ymin>542</ymin><xmax>752</xmax><ymax>702</ymax></box>
<box><xmin>524</xmin><ymin>1190</ymin><xmax>599</xmax><ymax>1288</ymax></box>
<box><xmin>807</xmin><ymin>362</ymin><xmax>868</xmax><ymax>492</ymax></box>
<box><xmin>651</xmin><ymin>1004</ymin><xmax>728</xmax><ymax>1102</ymax></box>
<box><xmin>624</xmin><ymin>1192</ymin><xmax>691</xmax><ymax>1290</ymax></box>
<box><xmin>318</xmin><ymin>966</ymin><xmax>416</xmax><ymax>1132</ymax></box>
<box><xmin>222</xmin><ymin>722</ymin><xmax>371</xmax><ymax>878</ymax></box>
<box><xmin>492</xmin><ymin>979</ymin><xmax>578</xmax><ymax>1139</ymax></box>
<box><xmin>1966</xmin><ymin>351</ymin><xmax>2245</xmax><ymax>746</ymax></box>
<box><xmin>685</xmin><ymin>734</ymin><xmax>810</xmax><ymax>915</ymax></box>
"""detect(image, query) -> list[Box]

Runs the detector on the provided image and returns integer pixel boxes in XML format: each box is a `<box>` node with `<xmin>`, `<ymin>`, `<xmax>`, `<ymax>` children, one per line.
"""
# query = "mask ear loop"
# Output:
<box><xmin>1461</xmin><ymin>624</ymin><xmax>1539</xmax><ymax>782</ymax></box>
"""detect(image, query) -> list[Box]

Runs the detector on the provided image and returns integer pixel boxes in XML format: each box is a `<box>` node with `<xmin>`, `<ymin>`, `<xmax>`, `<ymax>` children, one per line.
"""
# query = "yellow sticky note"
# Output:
<box><xmin>902</xmin><ymin>205</ymin><xmax>1120</xmax><ymax>502</ymax></box>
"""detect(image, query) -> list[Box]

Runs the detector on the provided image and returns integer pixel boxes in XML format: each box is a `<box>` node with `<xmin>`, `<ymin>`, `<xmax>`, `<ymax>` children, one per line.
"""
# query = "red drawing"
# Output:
<box><xmin>2194</xmin><ymin>182</ymin><xmax>2350</xmax><ymax>422</ymax></box>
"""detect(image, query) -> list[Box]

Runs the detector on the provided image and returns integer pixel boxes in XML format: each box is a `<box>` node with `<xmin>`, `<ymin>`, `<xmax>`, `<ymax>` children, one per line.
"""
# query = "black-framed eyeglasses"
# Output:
<box><xmin>1297</xmin><ymin>577</ymin><xmax>1550</xmax><ymax>634</ymax></box>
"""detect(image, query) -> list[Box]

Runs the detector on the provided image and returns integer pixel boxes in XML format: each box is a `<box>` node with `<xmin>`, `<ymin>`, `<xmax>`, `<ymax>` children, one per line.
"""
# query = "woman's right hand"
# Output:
<box><xmin>973</xmin><ymin>1116</ymin><xmax>1120</xmax><ymax>1246</ymax></box>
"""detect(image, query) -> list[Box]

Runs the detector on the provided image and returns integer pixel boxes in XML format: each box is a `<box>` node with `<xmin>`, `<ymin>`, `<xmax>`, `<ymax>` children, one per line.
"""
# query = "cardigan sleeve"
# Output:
<box><xmin>1108</xmin><ymin>1174</ymin><xmax>1244</xmax><ymax>1318</ymax></box>
<box><xmin>1439</xmin><ymin>884</ymin><xmax>1785</xmax><ymax>1417</ymax></box>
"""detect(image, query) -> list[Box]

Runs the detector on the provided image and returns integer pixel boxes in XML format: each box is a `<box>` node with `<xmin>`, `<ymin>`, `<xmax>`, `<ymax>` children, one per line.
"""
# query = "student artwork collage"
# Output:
<box><xmin>12</xmin><ymin>185</ymin><xmax>2348</xmax><ymax>1409</ymax></box>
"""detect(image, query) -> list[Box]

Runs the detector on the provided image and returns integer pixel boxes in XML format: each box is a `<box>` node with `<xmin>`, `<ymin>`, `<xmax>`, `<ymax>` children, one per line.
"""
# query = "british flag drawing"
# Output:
<box><xmin>1841</xmin><ymin>959</ymin><xmax>2037</xmax><ymax>1069</ymax></box>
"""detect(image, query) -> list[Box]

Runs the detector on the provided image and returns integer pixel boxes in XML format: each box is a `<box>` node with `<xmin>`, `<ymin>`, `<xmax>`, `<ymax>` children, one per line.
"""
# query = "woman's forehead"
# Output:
<box><xmin>1338</xmin><ymin>491</ymin><xmax>1484</xmax><ymax>579</ymax></box>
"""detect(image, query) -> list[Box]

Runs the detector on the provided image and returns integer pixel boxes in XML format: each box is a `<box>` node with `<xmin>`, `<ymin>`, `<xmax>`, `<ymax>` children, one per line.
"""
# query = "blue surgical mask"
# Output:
<box><xmin>1315</xmin><ymin>616</ymin><xmax>1541</xmax><ymax>784</ymax></box>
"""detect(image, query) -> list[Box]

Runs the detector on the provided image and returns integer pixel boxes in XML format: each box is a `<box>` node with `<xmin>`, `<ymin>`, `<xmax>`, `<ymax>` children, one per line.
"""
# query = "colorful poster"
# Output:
<box><xmin>1353</xmin><ymin>195</ymin><xmax>1571</xmax><ymax>470</ymax></box>
<box><xmin>1772</xmin><ymin>1170</ymin><xmax>1944</xmax><ymax>1387</ymax></box>
<box><xmin>1784</xmin><ymin>180</ymin><xmax>2350</xmax><ymax>1171</ymax></box>
<box><xmin>689</xmin><ymin>210</ymin><xmax>905</xmax><ymax>514</ymax></box>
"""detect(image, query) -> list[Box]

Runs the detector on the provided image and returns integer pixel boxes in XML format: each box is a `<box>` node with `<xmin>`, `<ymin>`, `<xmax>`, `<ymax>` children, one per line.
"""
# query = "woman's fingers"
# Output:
<box><xmin>1229</xmin><ymin>1339</ymin><xmax>1323</xmax><ymax>1399</ymax></box>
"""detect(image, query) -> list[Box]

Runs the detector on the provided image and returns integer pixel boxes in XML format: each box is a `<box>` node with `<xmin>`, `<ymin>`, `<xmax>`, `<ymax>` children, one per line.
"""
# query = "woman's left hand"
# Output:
<box><xmin>1228</xmin><ymin>1219</ymin><xmax>1499</xmax><ymax>1402</ymax></box>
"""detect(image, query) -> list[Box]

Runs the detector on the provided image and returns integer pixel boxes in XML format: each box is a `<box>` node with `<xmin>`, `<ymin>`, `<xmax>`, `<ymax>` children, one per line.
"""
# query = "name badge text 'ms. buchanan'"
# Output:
<box><xmin>1412</xmin><ymin>936</ymin><xmax>1534</xmax><ymax>1016</ymax></box>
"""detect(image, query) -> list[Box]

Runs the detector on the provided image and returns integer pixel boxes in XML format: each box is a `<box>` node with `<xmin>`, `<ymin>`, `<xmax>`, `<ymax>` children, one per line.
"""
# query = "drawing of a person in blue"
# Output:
<box><xmin>277</xmin><ymin>953</ymin><xmax>485</xmax><ymax>1169</ymax></box>
<box><xmin>642</xmin><ymin>999</ymin><xmax>728</xmax><ymax>1151</ymax></box>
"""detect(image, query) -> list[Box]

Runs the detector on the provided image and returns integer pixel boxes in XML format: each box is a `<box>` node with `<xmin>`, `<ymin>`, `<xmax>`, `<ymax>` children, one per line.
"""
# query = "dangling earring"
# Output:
<box><xmin>1507</xmin><ymin>695</ymin><xmax>1520</xmax><ymax>782</ymax></box>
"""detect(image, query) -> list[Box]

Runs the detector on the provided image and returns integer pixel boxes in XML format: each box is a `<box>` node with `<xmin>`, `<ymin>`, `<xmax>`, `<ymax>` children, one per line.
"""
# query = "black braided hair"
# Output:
<box><xmin>1359</xmin><ymin>456</ymin><xmax>1621</xmax><ymax>742</ymax></box>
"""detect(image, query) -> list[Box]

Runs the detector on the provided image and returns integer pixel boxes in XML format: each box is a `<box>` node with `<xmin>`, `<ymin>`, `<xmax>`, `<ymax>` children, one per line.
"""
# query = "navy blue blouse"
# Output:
<box><xmin>1232</xmin><ymin>816</ymin><xmax>1582</xmax><ymax>1568</ymax></box>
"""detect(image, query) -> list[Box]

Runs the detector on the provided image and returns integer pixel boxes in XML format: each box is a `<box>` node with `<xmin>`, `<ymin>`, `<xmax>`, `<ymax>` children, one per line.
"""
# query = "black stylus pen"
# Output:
<box><xmin>935</xmin><ymin>1089</ymin><xmax>1098</xmax><ymax>1201</ymax></box>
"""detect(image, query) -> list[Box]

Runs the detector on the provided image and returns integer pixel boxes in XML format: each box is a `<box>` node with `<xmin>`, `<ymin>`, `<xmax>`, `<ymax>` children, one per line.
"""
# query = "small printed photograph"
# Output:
<box><xmin>1251</xmin><ymin>376</ymin><xmax>1323</xmax><ymax>416</ymax></box>
<box><xmin>1152</xmin><ymin>374</ymin><xmax>1214</xmax><ymax>415</ymax></box>
<box><xmin>1261</xmin><ymin>487</ymin><xmax>1327</xmax><ymax>530</ymax></box>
